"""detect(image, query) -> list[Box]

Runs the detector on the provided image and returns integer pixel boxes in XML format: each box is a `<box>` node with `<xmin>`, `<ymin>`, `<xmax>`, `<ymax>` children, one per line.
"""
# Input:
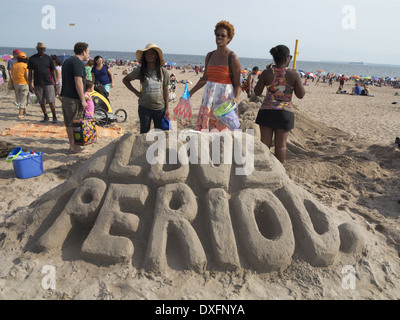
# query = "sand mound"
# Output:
<box><xmin>1</xmin><ymin>91</ymin><xmax>400</xmax><ymax>300</ymax></box>
<box><xmin>3</xmin><ymin>130</ymin><xmax>360</xmax><ymax>267</ymax></box>
<box><xmin>1</xmin><ymin>125</ymin><xmax>381</xmax><ymax>299</ymax></box>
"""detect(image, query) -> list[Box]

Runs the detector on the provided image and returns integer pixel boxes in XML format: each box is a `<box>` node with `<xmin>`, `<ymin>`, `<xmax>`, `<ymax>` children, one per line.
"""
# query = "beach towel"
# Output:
<box><xmin>0</xmin><ymin>123</ymin><xmax>124</xmax><ymax>139</ymax></box>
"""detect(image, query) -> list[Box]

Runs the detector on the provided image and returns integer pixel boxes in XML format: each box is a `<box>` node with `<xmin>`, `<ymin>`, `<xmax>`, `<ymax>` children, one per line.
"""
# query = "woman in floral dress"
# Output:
<box><xmin>189</xmin><ymin>20</ymin><xmax>242</xmax><ymax>131</ymax></box>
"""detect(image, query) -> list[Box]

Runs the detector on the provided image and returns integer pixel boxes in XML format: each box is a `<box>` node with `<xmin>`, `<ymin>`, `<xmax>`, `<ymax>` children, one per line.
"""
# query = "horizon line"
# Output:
<box><xmin>1</xmin><ymin>45</ymin><xmax>400</xmax><ymax>68</ymax></box>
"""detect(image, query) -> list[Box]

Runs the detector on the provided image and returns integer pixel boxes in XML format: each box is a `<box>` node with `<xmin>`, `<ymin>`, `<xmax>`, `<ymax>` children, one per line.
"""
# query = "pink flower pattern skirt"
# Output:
<box><xmin>195</xmin><ymin>81</ymin><xmax>234</xmax><ymax>131</ymax></box>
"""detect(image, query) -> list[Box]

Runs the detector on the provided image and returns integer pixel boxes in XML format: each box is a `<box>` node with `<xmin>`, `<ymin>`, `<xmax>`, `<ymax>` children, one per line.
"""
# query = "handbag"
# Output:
<box><xmin>28</xmin><ymin>92</ymin><xmax>38</xmax><ymax>105</ymax></box>
<box><xmin>160</xmin><ymin>116</ymin><xmax>171</xmax><ymax>130</ymax></box>
<box><xmin>73</xmin><ymin>119</ymin><xmax>97</xmax><ymax>146</ymax></box>
<box><xmin>173</xmin><ymin>84</ymin><xmax>192</xmax><ymax>125</ymax></box>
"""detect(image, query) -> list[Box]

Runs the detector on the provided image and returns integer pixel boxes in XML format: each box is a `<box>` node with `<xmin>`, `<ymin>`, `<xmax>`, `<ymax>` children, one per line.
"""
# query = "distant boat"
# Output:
<box><xmin>349</xmin><ymin>61</ymin><xmax>367</xmax><ymax>65</ymax></box>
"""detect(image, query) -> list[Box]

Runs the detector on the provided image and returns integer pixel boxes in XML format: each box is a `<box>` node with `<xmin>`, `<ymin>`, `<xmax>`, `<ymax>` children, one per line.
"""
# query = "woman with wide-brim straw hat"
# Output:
<box><xmin>135</xmin><ymin>43</ymin><xmax>165</xmax><ymax>66</ymax></box>
<box><xmin>123</xmin><ymin>43</ymin><xmax>169</xmax><ymax>134</ymax></box>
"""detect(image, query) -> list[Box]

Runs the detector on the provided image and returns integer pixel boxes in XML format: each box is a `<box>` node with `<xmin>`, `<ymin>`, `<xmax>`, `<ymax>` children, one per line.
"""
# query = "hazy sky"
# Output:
<box><xmin>2</xmin><ymin>0</ymin><xmax>400</xmax><ymax>65</ymax></box>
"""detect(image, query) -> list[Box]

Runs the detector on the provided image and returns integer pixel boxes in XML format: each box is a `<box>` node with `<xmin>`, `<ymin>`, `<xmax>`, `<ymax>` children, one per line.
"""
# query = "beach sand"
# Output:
<box><xmin>0</xmin><ymin>62</ymin><xmax>400</xmax><ymax>300</ymax></box>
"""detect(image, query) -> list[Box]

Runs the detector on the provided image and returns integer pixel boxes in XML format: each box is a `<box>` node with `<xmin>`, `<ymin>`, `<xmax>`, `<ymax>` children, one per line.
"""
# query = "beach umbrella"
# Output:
<box><xmin>352</xmin><ymin>75</ymin><xmax>361</xmax><ymax>79</ymax></box>
<box><xmin>0</xmin><ymin>55</ymin><xmax>13</xmax><ymax>62</ymax></box>
<box><xmin>316</xmin><ymin>69</ymin><xmax>323</xmax><ymax>72</ymax></box>
<box><xmin>306</xmin><ymin>72</ymin><xmax>317</xmax><ymax>77</ymax></box>
<box><xmin>166</xmin><ymin>62</ymin><xmax>176</xmax><ymax>66</ymax></box>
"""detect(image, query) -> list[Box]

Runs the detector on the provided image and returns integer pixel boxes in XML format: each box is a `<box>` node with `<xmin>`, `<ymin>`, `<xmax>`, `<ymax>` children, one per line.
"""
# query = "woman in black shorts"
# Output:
<box><xmin>254</xmin><ymin>45</ymin><xmax>305</xmax><ymax>163</ymax></box>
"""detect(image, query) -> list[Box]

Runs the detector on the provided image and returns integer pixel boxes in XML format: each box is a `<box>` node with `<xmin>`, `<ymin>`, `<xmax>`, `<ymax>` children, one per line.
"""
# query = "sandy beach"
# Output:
<box><xmin>0</xmin><ymin>61</ymin><xmax>400</xmax><ymax>300</ymax></box>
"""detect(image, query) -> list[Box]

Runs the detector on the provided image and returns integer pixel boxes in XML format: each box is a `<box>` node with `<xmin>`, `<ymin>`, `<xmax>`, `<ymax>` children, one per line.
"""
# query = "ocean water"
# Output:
<box><xmin>2</xmin><ymin>46</ymin><xmax>400</xmax><ymax>79</ymax></box>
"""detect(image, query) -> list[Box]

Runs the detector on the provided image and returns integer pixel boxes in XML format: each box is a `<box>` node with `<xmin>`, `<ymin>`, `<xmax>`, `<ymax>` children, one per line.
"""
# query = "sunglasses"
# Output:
<box><xmin>215</xmin><ymin>33</ymin><xmax>228</xmax><ymax>38</ymax></box>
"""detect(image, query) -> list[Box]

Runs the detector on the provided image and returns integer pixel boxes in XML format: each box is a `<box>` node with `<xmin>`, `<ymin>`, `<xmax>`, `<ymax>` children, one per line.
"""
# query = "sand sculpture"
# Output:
<box><xmin>31</xmin><ymin>121</ymin><xmax>364</xmax><ymax>273</ymax></box>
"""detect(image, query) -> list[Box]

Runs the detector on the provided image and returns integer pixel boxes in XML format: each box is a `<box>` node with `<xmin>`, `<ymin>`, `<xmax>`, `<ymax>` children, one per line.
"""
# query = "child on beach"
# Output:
<box><xmin>84</xmin><ymin>81</ymin><xmax>95</xmax><ymax>119</ymax></box>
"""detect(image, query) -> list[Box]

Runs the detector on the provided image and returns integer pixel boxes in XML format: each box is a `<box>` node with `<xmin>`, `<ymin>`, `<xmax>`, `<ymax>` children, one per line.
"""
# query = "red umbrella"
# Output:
<box><xmin>0</xmin><ymin>55</ymin><xmax>13</xmax><ymax>62</ymax></box>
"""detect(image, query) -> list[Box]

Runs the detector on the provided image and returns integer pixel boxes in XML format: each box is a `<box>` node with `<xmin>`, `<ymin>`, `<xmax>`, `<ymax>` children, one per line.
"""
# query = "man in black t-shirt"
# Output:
<box><xmin>60</xmin><ymin>42</ymin><xmax>90</xmax><ymax>153</ymax></box>
<box><xmin>28</xmin><ymin>42</ymin><xmax>58</xmax><ymax>123</ymax></box>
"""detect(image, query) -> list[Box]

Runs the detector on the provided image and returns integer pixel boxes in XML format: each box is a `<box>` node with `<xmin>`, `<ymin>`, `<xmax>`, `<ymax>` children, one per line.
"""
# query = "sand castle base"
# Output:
<box><xmin>30</xmin><ymin>130</ymin><xmax>363</xmax><ymax>273</ymax></box>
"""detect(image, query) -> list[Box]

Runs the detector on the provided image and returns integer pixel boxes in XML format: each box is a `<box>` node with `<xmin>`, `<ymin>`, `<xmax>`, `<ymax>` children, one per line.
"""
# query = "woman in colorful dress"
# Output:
<box><xmin>254</xmin><ymin>45</ymin><xmax>305</xmax><ymax>163</ymax></box>
<box><xmin>189</xmin><ymin>20</ymin><xmax>241</xmax><ymax>131</ymax></box>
